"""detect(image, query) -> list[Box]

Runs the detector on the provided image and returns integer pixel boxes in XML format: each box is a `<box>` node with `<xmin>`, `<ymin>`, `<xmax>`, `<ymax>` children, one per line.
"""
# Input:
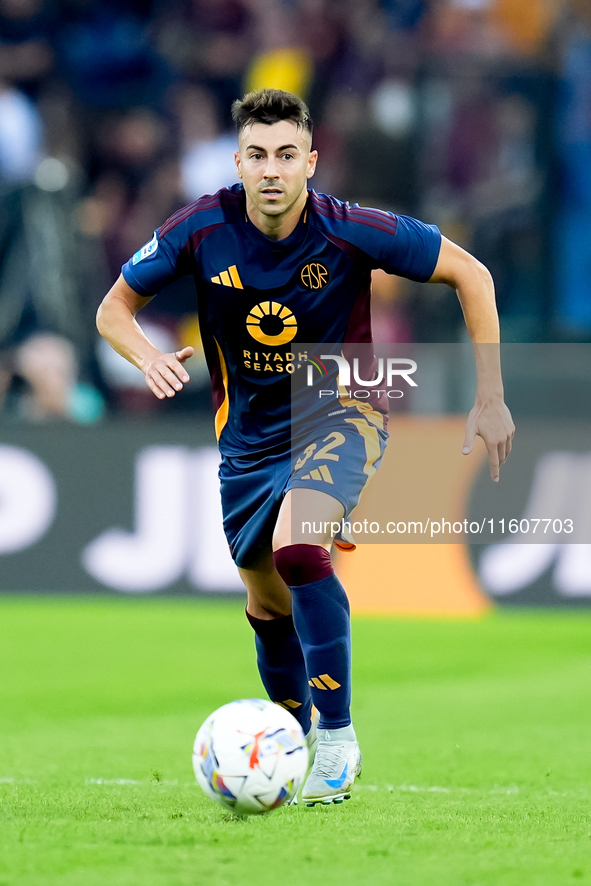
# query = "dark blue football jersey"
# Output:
<box><xmin>121</xmin><ymin>184</ymin><xmax>441</xmax><ymax>456</ymax></box>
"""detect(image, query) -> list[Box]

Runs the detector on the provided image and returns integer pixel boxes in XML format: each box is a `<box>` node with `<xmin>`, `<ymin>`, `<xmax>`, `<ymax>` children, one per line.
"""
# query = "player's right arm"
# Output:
<box><xmin>96</xmin><ymin>274</ymin><xmax>193</xmax><ymax>400</ymax></box>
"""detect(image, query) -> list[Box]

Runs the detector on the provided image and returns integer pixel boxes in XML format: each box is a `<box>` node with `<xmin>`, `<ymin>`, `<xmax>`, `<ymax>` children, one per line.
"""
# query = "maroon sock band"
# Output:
<box><xmin>273</xmin><ymin>544</ymin><xmax>334</xmax><ymax>587</ymax></box>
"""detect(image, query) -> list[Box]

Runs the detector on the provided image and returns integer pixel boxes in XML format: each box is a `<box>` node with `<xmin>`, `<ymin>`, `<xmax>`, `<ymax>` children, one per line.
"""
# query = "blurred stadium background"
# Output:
<box><xmin>1</xmin><ymin>0</ymin><xmax>590</xmax><ymax>609</ymax></box>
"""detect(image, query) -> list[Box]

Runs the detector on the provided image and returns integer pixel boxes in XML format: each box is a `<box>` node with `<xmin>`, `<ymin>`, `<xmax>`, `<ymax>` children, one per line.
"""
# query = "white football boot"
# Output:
<box><xmin>302</xmin><ymin>724</ymin><xmax>362</xmax><ymax>806</ymax></box>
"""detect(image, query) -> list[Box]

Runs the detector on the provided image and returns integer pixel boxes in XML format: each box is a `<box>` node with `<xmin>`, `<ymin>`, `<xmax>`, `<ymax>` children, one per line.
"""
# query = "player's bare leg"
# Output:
<box><xmin>273</xmin><ymin>488</ymin><xmax>343</xmax><ymax>550</ymax></box>
<box><xmin>238</xmin><ymin>548</ymin><xmax>291</xmax><ymax>620</ymax></box>
<box><xmin>272</xmin><ymin>488</ymin><xmax>362</xmax><ymax>806</ymax></box>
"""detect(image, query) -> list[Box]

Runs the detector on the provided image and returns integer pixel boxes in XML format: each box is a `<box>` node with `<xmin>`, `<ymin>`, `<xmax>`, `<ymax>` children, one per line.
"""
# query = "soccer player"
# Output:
<box><xmin>96</xmin><ymin>89</ymin><xmax>514</xmax><ymax>806</ymax></box>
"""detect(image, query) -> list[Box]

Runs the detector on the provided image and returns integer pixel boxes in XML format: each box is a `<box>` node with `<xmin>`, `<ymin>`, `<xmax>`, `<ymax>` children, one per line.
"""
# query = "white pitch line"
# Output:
<box><xmin>85</xmin><ymin>778</ymin><xmax>142</xmax><ymax>785</ymax></box>
<box><xmin>0</xmin><ymin>777</ymin><xmax>34</xmax><ymax>784</ymax></box>
<box><xmin>85</xmin><ymin>778</ymin><xmax>179</xmax><ymax>786</ymax></box>
<box><xmin>358</xmin><ymin>783</ymin><xmax>520</xmax><ymax>795</ymax></box>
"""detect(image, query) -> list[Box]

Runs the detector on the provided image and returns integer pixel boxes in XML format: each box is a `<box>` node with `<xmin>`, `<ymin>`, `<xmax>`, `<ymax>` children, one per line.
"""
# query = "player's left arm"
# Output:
<box><xmin>428</xmin><ymin>236</ymin><xmax>515</xmax><ymax>482</ymax></box>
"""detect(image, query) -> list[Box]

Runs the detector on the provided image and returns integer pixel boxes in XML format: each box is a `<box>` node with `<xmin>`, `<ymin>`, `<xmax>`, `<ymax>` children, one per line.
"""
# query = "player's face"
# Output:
<box><xmin>235</xmin><ymin>120</ymin><xmax>317</xmax><ymax>232</ymax></box>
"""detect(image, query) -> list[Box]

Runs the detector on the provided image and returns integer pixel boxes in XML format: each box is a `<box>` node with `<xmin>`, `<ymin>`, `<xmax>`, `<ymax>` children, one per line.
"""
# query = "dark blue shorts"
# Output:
<box><xmin>219</xmin><ymin>409</ymin><xmax>388</xmax><ymax>568</ymax></box>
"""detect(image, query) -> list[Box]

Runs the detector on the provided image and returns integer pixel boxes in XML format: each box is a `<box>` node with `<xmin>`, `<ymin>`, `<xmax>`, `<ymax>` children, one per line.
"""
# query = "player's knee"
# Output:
<box><xmin>273</xmin><ymin>544</ymin><xmax>334</xmax><ymax>587</ymax></box>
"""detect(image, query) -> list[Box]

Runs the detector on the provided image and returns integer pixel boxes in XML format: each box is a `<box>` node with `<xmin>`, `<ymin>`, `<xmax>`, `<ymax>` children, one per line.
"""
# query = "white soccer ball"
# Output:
<box><xmin>193</xmin><ymin>698</ymin><xmax>308</xmax><ymax>814</ymax></box>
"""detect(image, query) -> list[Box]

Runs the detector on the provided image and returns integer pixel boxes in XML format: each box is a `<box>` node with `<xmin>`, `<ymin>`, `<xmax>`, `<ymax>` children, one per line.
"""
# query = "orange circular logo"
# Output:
<box><xmin>300</xmin><ymin>262</ymin><xmax>330</xmax><ymax>291</ymax></box>
<box><xmin>246</xmin><ymin>301</ymin><xmax>298</xmax><ymax>346</ymax></box>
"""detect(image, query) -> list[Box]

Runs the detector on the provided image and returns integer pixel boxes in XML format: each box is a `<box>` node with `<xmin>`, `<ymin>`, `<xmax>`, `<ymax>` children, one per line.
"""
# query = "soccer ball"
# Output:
<box><xmin>192</xmin><ymin>698</ymin><xmax>308</xmax><ymax>814</ymax></box>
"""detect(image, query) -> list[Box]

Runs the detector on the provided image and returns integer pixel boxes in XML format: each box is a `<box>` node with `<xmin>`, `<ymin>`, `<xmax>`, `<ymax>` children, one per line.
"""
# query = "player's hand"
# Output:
<box><xmin>144</xmin><ymin>346</ymin><xmax>194</xmax><ymax>400</ymax></box>
<box><xmin>462</xmin><ymin>398</ymin><xmax>515</xmax><ymax>482</ymax></box>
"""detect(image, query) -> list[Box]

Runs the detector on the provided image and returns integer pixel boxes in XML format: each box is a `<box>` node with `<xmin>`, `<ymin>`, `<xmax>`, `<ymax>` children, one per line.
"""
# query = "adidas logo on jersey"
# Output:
<box><xmin>211</xmin><ymin>265</ymin><xmax>243</xmax><ymax>288</ymax></box>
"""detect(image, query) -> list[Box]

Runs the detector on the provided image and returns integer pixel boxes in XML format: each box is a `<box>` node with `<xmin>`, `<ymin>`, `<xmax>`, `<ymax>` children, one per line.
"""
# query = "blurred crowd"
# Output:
<box><xmin>0</xmin><ymin>0</ymin><xmax>589</xmax><ymax>421</ymax></box>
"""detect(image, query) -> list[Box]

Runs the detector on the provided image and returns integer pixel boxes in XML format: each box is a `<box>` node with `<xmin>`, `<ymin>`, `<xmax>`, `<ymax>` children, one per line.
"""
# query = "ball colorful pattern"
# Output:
<box><xmin>193</xmin><ymin>698</ymin><xmax>308</xmax><ymax>814</ymax></box>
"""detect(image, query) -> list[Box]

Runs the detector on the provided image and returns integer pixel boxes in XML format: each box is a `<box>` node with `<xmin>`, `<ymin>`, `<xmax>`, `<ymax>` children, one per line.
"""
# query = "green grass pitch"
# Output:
<box><xmin>2</xmin><ymin>596</ymin><xmax>591</xmax><ymax>886</ymax></box>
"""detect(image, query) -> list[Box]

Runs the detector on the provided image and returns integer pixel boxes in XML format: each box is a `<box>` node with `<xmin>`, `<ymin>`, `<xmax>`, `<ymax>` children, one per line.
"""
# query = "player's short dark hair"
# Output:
<box><xmin>231</xmin><ymin>89</ymin><xmax>313</xmax><ymax>137</ymax></box>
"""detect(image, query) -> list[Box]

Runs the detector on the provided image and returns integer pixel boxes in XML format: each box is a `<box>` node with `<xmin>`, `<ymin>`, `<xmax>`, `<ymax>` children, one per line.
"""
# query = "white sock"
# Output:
<box><xmin>320</xmin><ymin>724</ymin><xmax>356</xmax><ymax>742</ymax></box>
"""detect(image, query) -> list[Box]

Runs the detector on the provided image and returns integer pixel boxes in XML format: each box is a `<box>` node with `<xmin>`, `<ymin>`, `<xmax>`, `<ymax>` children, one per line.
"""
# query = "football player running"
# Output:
<box><xmin>97</xmin><ymin>89</ymin><xmax>514</xmax><ymax>806</ymax></box>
